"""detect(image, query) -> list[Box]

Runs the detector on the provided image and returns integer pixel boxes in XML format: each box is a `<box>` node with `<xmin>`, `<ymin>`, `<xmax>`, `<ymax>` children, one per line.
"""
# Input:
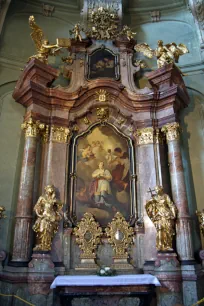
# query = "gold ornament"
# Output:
<box><xmin>146</xmin><ymin>186</ymin><xmax>177</xmax><ymax>251</ymax></box>
<box><xmin>96</xmin><ymin>107</ymin><xmax>109</xmax><ymax>120</ymax></box>
<box><xmin>161</xmin><ymin>122</ymin><xmax>180</xmax><ymax>142</ymax></box>
<box><xmin>21</xmin><ymin>117</ymin><xmax>45</xmax><ymax>138</ymax></box>
<box><xmin>42</xmin><ymin>125</ymin><xmax>49</xmax><ymax>143</ymax></box>
<box><xmin>0</xmin><ymin>206</ymin><xmax>6</xmax><ymax>220</ymax></box>
<box><xmin>119</xmin><ymin>25</ymin><xmax>136</xmax><ymax>41</ymax></box>
<box><xmin>73</xmin><ymin>213</ymin><xmax>102</xmax><ymax>270</ymax></box>
<box><xmin>83</xmin><ymin>117</ymin><xmax>91</xmax><ymax>125</ymax></box>
<box><xmin>95</xmin><ymin>89</ymin><xmax>109</xmax><ymax>103</ymax></box>
<box><xmin>69</xmin><ymin>23</ymin><xmax>84</xmax><ymax>41</ymax></box>
<box><xmin>87</xmin><ymin>7</ymin><xmax>119</xmax><ymax>40</ymax></box>
<box><xmin>134</xmin><ymin>127</ymin><xmax>154</xmax><ymax>145</ymax></box>
<box><xmin>50</xmin><ymin>125</ymin><xmax>71</xmax><ymax>143</ymax></box>
<box><xmin>105</xmin><ymin>212</ymin><xmax>134</xmax><ymax>259</ymax></box>
<box><xmin>33</xmin><ymin>185</ymin><xmax>63</xmax><ymax>251</ymax></box>
<box><xmin>28</xmin><ymin>16</ymin><xmax>71</xmax><ymax>64</ymax></box>
<box><xmin>135</xmin><ymin>40</ymin><xmax>189</xmax><ymax>68</ymax></box>
<box><xmin>196</xmin><ymin>210</ymin><xmax>204</xmax><ymax>238</ymax></box>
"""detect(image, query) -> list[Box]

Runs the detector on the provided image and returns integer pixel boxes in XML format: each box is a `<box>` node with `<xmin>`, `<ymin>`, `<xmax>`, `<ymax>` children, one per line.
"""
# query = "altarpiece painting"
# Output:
<box><xmin>69</xmin><ymin>124</ymin><xmax>135</xmax><ymax>227</ymax></box>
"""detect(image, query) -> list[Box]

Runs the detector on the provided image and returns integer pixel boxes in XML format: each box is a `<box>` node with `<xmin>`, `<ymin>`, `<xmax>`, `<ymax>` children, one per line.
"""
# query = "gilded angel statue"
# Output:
<box><xmin>33</xmin><ymin>185</ymin><xmax>63</xmax><ymax>251</ymax></box>
<box><xmin>69</xmin><ymin>23</ymin><xmax>84</xmax><ymax>42</ymax></box>
<box><xmin>119</xmin><ymin>25</ymin><xmax>136</xmax><ymax>41</ymax></box>
<box><xmin>28</xmin><ymin>15</ymin><xmax>71</xmax><ymax>64</ymax></box>
<box><xmin>135</xmin><ymin>40</ymin><xmax>189</xmax><ymax>68</ymax></box>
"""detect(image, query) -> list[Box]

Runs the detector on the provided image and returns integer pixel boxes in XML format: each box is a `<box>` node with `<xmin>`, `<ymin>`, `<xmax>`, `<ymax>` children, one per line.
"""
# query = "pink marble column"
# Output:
<box><xmin>134</xmin><ymin>128</ymin><xmax>158</xmax><ymax>263</ymax></box>
<box><xmin>162</xmin><ymin>122</ymin><xmax>194</xmax><ymax>261</ymax></box>
<box><xmin>40</xmin><ymin>125</ymin><xmax>71</xmax><ymax>265</ymax></box>
<box><xmin>11</xmin><ymin>118</ymin><xmax>45</xmax><ymax>263</ymax></box>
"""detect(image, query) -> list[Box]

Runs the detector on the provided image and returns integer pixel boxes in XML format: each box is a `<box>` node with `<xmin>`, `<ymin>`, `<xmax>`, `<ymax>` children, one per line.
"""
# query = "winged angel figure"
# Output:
<box><xmin>135</xmin><ymin>40</ymin><xmax>189</xmax><ymax>68</ymax></box>
<box><xmin>28</xmin><ymin>16</ymin><xmax>70</xmax><ymax>64</ymax></box>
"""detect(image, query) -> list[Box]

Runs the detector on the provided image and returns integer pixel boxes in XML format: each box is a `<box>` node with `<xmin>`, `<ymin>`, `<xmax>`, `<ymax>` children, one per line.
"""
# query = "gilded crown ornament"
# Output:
<box><xmin>33</xmin><ymin>185</ymin><xmax>63</xmax><ymax>251</ymax></box>
<box><xmin>105</xmin><ymin>212</ymin><xmax>134</xmax><ymax>270</ymax></box>
<box><xmin>135</xmin><ymin>40</ymin><xmax>189</xmax><ymax>69</ymax></box>
<box><xmin>146</xmin><ymin>186</ymin><xmax>178</xmax><ymax>251</ymax></box>
<box><xmin>28</xmin><ymin>15</ymin><xmax>71</xmax><ymax>64</ymax></box>
<box><xmin>21</xmin><ymin>118</ymin><xmax>45</xmax><ymax>138</ymax></box>
<box><xmin>73</xmin><ymin>212</ymin><xmax>102</xmax><ymax>270</ymax></box>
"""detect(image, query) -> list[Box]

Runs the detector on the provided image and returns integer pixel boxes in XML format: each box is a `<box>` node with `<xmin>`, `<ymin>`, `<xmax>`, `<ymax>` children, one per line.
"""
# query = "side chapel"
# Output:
<box><xmin>0</xmin><ymin>1</ymin><xmax>204</xmax><ymax>306</ymax></box>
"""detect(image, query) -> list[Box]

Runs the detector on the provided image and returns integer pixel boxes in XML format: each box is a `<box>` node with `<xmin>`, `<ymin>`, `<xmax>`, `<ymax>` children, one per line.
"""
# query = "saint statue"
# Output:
<box><xmin>33</xmin><ymin>185</ymin><xmax>63</xmax><ymax>251</ymax></box>
<box><xmin>145</xmin><ymin>186</ymin><xmax>177</xmax><ymax>251</ymax></box>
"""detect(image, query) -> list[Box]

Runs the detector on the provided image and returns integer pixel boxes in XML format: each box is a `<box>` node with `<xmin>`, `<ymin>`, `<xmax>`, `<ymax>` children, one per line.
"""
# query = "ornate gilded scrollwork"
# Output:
<box><xmin>21</xmin><ymin>118</ymin><xmax>45</xmax><ymax>138</ymax></box>
<box><xmin>105</xmin><ymin>212</ymin><xmax>134</xmax><ymax>270</ymax></box>
<box><xmin>134</xmin><ymin>127</ymin><xmax>154</xmax><ymax>145</ymax></box>
<box><xmin>73</xmin><ymin>212</ymin><xmax>102</xmax><ymax>270</ymax></box>
<box><xmin>96</xmin><ymin>107</ymin><xmax>109</xmax><ymax>120</ymax></box>
<box><xmin>161</xmin><ymin>122</ymin><xmax>180</xmax><ymax>142</ymax></box>
<box><xmin>50</xmin><ymin>125</ymin><xmax>71</xmax><ymax>143</ymax></box>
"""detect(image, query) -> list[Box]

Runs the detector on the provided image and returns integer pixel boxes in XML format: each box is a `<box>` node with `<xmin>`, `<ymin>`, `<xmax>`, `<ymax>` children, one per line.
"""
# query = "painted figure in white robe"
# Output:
<box><xmin>90</xmin><ymin>161</ymin><xmax>113</xmax><ymax>207</ymax></box>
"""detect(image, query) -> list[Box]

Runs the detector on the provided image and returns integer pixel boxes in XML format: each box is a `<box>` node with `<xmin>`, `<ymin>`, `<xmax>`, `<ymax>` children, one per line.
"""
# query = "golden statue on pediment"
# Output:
<box><xmin>135</xmin><ymin>40</ymin><xmax>189</xmax><ymax>68</ymax></box>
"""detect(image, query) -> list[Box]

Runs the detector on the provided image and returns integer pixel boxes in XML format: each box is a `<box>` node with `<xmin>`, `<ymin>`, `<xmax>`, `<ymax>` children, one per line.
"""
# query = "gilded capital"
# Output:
<box><xmin>50</xmin><ymin>125</ymin><xmax>71</xmax><ymax>143</ymax></box>
<box><xmin>134</xmin><ymin>127</ymin><xmax>154</xmax><ymax>145</ymax></box>
<box><xmin>161</xmin><ymin>122</ymin><xmax>180</xmax><ymax>142</ymax></box>
<box><xmin>21</xmin><ymin>118</ymin><xmax>45</xmax><ymax>138</ymax></box>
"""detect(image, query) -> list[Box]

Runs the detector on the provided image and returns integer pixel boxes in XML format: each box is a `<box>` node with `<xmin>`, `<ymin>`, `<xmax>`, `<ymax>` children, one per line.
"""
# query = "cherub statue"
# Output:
<box><xmin>33</xmin><ymin>185</ymin><xmax>63</xmax><ymax>251</ymax></box>
<box><xmin>145</xmin><ymin>186</ymin><xmax>177</xmax><ymax>251</ymax></box>
<box><xmin>135</xmin><ymin>40</ymin><xmax>189</xmax><ymax>68</ymax></box>
<box><xmin>28</xmin><ymin>16</ymin><xmax>70</xmax><ymax>64</ymax></box>
<box><xmin>120</xmin><ymin>25</ymin><xmax>136</xmax><ymax>41</ymax></box>
<box><xmin>0</xmin><ymin>206</ymin><xmax>6</xmax><ymax>220</ymax></box>
<box><xmin>196</xmin><ymin>210</ymin><xmax>204</xmax><ymax>237</ymax></box>
<box><xmin>69</xmin><ymin>23</ymin><xmax>83</xmax><ymax>42</ymax></box>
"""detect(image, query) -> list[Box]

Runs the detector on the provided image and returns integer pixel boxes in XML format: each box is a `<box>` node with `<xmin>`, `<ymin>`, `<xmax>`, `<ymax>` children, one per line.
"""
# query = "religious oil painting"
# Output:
<box><xmin>87</xmin><ymin>48</ymin><xmax>119</xmax><ymax>80</ymax></box>
<box><xmin>73</xmin><ymin>125</ymin><xmax>132</xmax><ymax>227</ymax></box>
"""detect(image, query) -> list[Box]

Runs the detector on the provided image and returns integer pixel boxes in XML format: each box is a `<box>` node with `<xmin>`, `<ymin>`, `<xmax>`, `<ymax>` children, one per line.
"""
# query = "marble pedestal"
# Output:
<box><xmin>28</xmin><ymin>252</ymin><xmax>55</xmax><ymax>295</ymax></box>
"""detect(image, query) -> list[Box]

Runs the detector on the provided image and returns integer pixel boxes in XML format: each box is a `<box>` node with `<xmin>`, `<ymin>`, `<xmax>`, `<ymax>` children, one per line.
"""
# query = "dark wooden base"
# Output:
<box><xmin>57</xmin><ymin>285</ymin><xmax>156</xmax><ymax>306</ymax></box>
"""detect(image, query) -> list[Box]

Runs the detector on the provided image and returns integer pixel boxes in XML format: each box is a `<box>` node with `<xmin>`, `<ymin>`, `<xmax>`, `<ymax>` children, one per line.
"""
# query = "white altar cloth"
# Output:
<box><xmin>50</xmin><ymin>274</ymin><xmax>161</xmax><ymax>289</ymax></box>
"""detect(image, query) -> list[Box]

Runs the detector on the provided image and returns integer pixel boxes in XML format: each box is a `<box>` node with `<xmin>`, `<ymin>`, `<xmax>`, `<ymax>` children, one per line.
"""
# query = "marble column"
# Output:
<box><xmin>11</xmin><ymin>118</ymin><xmax>45</xmax><ymax>263</ymax></box>
<box><xmin>134</xmin><ymin>127</ymin><xmax>158</xmax><ymax>264</ymax></box>
<box><xmin>40</xmin><ymin>125</ymin><xmax>71</xmax><ymax>267</ymax></box>
<box><xmin>162</xmin><ymin>122</ymin><xmax>194</xmax><ymax>261</ymax></box>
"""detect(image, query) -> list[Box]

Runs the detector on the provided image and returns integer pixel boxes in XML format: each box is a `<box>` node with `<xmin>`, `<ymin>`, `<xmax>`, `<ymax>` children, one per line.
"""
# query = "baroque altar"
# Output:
<box><xmin>0</xmin><ymin>3</ymin><xmax>204</xmax><ymax>306</ymax></box>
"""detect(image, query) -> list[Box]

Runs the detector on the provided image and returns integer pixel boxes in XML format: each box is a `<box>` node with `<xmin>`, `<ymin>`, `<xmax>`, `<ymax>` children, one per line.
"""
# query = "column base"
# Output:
<box><xmin>28</xmin><ymin>252</ymin><xmax>55</xmax><ymax>295</ymax></box>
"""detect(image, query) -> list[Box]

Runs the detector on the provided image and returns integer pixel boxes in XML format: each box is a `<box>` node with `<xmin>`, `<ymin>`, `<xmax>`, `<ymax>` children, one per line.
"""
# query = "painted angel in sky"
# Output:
<box><xmin>135</xmin><ymin>40</ymin><xmax>189</xmax><ymax>68</ymax></box>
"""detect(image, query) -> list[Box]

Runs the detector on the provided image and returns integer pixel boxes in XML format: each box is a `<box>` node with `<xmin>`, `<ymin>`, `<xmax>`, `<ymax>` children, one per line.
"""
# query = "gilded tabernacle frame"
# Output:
<box><xmin>86</xmin><ymin>47</ymin><xmax>120</xmax><ymax>80</ymax></box>
<box><xmin>68</xmin><ymin>122</ymin><xmax>137</xmax><ymax>228</ymax></box>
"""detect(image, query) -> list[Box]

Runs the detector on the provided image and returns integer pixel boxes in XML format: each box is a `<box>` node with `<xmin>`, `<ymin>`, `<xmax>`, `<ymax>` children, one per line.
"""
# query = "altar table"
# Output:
<box><xmin>51</xmin><ymin>274</ymin><xmax>160</xmax><ymax>306</ymax></box>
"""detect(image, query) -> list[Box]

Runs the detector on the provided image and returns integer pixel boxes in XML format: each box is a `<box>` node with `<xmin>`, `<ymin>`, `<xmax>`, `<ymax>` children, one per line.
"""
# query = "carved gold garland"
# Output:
<box><xmin>105</xmin><ymin>212</ymin><xmax>134</xmax><ymax>258</ymax></box>
<box><xmin>73</xmin><ymin>213</ymin><xmax>102</xmax><ymax>259</ymax></box>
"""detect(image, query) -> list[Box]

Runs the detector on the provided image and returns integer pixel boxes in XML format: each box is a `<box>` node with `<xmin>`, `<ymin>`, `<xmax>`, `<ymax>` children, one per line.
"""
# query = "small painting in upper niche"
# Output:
<box><xmin>74</xmin><ymin>125</ymin><xmax>131</xmax><ymax>227</ymax></box>
<box><xmin>87</xmin><ymin>48</ymin><xmax>119</xmax><ymax>80</ymax></box>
